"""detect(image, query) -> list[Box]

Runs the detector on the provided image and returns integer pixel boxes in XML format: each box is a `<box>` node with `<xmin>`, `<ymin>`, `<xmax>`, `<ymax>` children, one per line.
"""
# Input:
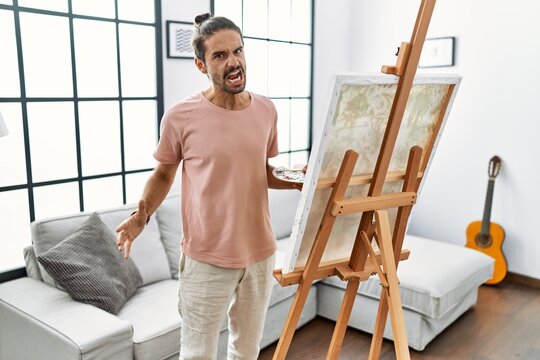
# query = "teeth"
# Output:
<box><xmin>227</xmin><ymin>70</ymin><xmax>240</xmax><ymax>78</ymax></box>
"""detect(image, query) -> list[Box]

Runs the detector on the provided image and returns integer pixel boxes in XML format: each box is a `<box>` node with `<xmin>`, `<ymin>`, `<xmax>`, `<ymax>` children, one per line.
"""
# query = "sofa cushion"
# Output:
<box><xmin>321</xmin><ymin>234</ymin><xmax>494</xmax><ymax>318</ymax></box>
<box><xmin>37</xmin><ymin>213</ymin><xmax>143</xmax><ymax>314</ymax></box>
<box><xmin>0</xmin><ymin>277</ymin><xmax>134</xmax><ymax>360</ymax></box>
<box><xmin>268</xmin><ymin>189</ymin><xmax>301</xmax><ymax>239</ymax></box>
<box><xmin>23</xmin><ymin>245</ymin><xmax>42</xmax><ymax>281</ymax></box>
<box><xmin>117</xmin><ymin>280</ymin><xmax>181</xmax><ymax>360</ymax></box>
<box><xmin>155</xmin><ymin>193</ymin><xmax>182</xmax><ymax>279</ymax></box>
<box><xmin>32</xmin><ymin>204</ymin><xmax>171</xmax><ymax>287</ymax></box>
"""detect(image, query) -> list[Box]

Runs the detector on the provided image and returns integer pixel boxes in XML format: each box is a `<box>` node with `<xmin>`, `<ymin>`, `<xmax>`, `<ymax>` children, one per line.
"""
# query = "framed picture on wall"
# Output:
<box><xmin>166</xmin><ymin>20</ymin><xmax>195</xmax><ymax>59</ymax></box>
<box><xmin>419</xmin><ymin>37</ymin><xmax>455</xmax><ymax>68</ymax></box>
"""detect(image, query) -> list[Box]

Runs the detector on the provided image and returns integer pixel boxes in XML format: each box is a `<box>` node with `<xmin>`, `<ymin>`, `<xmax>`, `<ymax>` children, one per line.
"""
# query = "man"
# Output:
<box><xmin>116</xmin><ymin>13</ymin><xmax>300</xmax><ymax>360</ymax></box>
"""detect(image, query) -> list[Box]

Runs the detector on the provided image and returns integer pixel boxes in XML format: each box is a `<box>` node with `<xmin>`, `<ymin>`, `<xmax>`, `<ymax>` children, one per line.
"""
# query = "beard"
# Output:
<box><xmin>210</xmin><ymin>64</ymin><xmax>247</xmax><ymax>94</ymax></box>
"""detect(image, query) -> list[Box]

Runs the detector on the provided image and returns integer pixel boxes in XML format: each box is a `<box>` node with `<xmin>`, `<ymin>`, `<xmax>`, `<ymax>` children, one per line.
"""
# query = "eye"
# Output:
<box><xmin>234</xmin><ymin>48</ymin><xmax>243</xmax><ymax>55</ymax></box>
<box><xmin>214</xmin><ymin>53</ymin><xmax>224</xmax><ymax>59</ymax></box>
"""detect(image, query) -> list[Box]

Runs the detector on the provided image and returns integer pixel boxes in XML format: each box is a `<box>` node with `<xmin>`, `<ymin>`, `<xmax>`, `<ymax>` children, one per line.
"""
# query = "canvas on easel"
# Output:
<box><xmin>282</xmin><ymin>74</ymin><xmax>461</xmax><ymax>274</ymax></box>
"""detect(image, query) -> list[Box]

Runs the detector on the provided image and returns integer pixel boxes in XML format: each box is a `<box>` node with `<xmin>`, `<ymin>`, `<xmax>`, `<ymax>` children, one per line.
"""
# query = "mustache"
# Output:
<box><xmin>224</xmin><ymin>65</ymin><xmax>243</xmax><ymax>79</ymax></box>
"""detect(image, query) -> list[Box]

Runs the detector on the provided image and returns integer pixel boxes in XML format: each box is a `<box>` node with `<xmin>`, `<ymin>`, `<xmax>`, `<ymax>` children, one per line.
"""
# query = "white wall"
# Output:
<box><xmin>312</xmin><ymin>0</ymin><xmax>356</xmax><ymax>143</ymax></box>
<box><xmin>161</xmin><ymin>0</ymin><xmax>210</xmax><ymax>109</ymax></box>
<box><xmin>338</xmin><ymin>0</ymin><xmax>540</xmax><ymax>279</ymax></box>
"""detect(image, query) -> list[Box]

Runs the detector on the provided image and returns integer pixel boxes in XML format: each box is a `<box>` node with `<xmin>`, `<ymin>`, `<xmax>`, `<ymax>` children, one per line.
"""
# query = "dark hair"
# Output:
<box><xmin>192</xmin><ymin>13</ymin><xmax>243</xmax><ymax>62</ymax></box>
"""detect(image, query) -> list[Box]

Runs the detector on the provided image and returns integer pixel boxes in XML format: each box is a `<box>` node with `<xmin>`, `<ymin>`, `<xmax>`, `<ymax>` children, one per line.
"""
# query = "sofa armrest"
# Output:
<box><xmin>0</xmin><ymin>277</ymin><xmax>133</xmax><ymax>360</ymax></box>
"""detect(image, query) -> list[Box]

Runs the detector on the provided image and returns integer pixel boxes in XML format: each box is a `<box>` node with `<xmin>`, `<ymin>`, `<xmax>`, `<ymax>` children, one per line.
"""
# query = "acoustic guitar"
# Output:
<box><xmin>466</xmin><ymin>156</ymin><xmax>507</xmax><ymax>285</ymax></box>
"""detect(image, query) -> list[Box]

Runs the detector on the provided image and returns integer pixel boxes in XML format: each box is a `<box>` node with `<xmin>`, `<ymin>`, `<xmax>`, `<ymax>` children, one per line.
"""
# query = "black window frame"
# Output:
<box><xmin>0</xmin><ymin>0</ymin><xmax>164</xmax><ymax>283</ymax></box>
<box><xmin>211</xmin><ymin>0</ymin><xmax>315</xmax><ymax>165</ymax></box>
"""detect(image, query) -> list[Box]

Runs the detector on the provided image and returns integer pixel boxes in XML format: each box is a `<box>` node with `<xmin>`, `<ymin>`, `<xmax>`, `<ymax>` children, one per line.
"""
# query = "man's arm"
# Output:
<box><xmin>266</xmin><ymin>161</ymin><xmax>302</xmax><ymax>190</ymax></box>
<box><xmin>116</xmin><ymin>162</ymin><xmax>179</xmax><ymax>258</ymax></box>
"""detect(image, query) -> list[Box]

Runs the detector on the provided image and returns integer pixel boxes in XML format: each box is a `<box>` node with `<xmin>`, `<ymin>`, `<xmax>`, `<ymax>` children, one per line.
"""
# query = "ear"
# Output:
<box><xmin>195</xmin><ymin>57</ymin><xmax>207</xmax><ymax>74</ymax></box>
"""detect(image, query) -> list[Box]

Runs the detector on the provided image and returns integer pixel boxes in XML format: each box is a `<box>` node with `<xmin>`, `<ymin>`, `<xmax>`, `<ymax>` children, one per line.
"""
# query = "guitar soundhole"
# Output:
<box><xmin>475</xmin><ymin>233</ymin><xmax>493</xmax><ymax>248</ymax></box>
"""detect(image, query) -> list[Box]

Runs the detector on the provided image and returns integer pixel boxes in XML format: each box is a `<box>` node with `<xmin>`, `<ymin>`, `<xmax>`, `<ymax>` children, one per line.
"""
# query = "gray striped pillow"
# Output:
<box><xmin>37</xmin><ymin>212</ymin><xmax>142</xmax><ymax>314</ymax></box>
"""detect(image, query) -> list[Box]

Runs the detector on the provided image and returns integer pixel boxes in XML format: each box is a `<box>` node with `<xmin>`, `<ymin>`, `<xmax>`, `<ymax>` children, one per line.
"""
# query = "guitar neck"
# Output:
<box><xmin>481</xmin><ymin>179</ymin><xmax>495</xmax><ymax>235</ymax></box>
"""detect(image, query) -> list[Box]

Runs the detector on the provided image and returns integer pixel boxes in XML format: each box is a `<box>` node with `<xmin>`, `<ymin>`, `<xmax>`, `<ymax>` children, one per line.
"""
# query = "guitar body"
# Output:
<box><xmin>466</xmin><ymin>221</ymin><xmax>507</xmax><ymax>284</ymax></box>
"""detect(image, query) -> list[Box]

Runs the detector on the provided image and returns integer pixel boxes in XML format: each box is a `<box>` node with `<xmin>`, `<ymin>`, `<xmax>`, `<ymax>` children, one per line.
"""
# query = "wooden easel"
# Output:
<box><xmin>272</xmin><ymin>1</ymin><xmax>437</xmax><ymax>359</ymax></box>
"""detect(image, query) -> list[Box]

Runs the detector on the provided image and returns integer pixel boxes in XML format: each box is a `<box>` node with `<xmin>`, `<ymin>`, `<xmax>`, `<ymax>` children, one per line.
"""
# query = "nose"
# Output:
<box><xmin>226</xmin><ymin>55</ymin><xmax>240</xmax><ymax>69</ymax></box>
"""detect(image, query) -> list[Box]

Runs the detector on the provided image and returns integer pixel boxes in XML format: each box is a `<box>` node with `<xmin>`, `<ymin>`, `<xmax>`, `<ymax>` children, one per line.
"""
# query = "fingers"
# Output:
<box><xmin>123</xmin><ymin>239</ymin><xmax>133</xmax><ymax>260</ymax></box>
<box><xmin>117</xmin><ymin>230</ymin><xmax>132</xmax><ymax>259</ymax></box>
<box><xmin>116</xmin><ymin>219</ymin><xmax>129</xmax><ymax>233</ymax></box>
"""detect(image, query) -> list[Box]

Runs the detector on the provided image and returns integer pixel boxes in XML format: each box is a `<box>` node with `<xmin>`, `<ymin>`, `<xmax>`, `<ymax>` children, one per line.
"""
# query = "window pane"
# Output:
<box><xmin>119</xmin><ymin>24</ymin><xmax>156</xmax><ymax>97</ymax></box>
<box><xmin>0</xmin><ymin>104</ymin><xmax>27</xmax><ymax>187</ymax></box>
<box><xmin>273</xmin><ymin>99</ymin><xmax>290</xmax><ymax>153</ymax></box>
<box><xmin>0</xmin><ymin>190</ymin><xmax>30</xmax><ymax>271</ymax></box>
<box><xmin>79</xmin><ymin>101</ymin><xmax>121</xmax><ymax>176</ymax></box>
<box><xmin>0</xmin><ymin>10</ymin><xmax>20</xmax><ymax>97</ymax></box>
<box><xmin>72</xmin><ymin>0</ymin><xmax>115</xmax><ymax>19</ymax></box>
<box><xmin>214</xmin><ymin>0</ymin><xmax>242</xmax><ymax>30</ymax></box>
<box><xmin>268</xmin><ymin>41</ymin><xmax>290</xmax><ymax>97</ymax></box>
<box><xmin>290</xmin><ymin>99</ymin><xmax>309</xmax><ymax>150</ymax></box>
<box><xmin>125</xmin><ymin>171</ymin><xmax>151</xmax><ymax>204</ymax></box>
<box><xmin>18</xmin><ymin>0</ymin><xmax>67</xmax><ymax>13</ymax></box>
<box><xmin>0</xmin><ymin>0</ymin><xmax>13</xmax><ymax>5</ymax></box>
<box><xmin>290</xmin><ymin>150</ymin><xmax>308</xmax><ymax>168</ymax></box>
<box><xmin>243</xmin><ymin>0</ymin><xmax>267</xmax><ymax>38</ymax></box>
<box><xmin>20</xmin><ymin>13</ymin><xmax>73</xmax><ymax>97</ymax></box>
<box><xmin>33</xmin><ymin>182</ymin><xmax>80</xmax><ymax>219</ymax></box>
<box><xmin>291</xmin><ymin>0</ymin><xmax>311</xmax><ymax>43</ymax></box>
<box><xmin>123</xmin><ymin>100</ymin><xmax>157</xmax><ymax>171</ymax></box>
<box><xmin>27</xmin><ymin>102</ymin><xmax>77</xmax><ymax>182</ymax></box>
<box><xmin>244</xmin><ymin>38</ymin><xmax>267</xmax><ymax>96</ymax></box>
<box><xmin>290</xmin><ymin>44</ymin><xmax>311</xmax><ymax>97</ymax></box>
<box><xmin>268</xmin><ymin>152</ymin><xmax>289</xmax><ymax>168</ymax></box>
<box><xmin>83</xmin><ymin>176</ymin><xmax>123</xmax><ymax>212</ymax></box>
<box><xmin>118</xmin><ymin>0</ymin><xmax>155</xmax><ymax>23</ymax></box>
<box><xmin>74</xmin><ymin>19</ymin><xmax>118</xmax><ymax>97</ymax></box>
<box><xmin>268</xmin><ymin>0</ymin><xmax>290</xmax><ymax>41</ymax></box>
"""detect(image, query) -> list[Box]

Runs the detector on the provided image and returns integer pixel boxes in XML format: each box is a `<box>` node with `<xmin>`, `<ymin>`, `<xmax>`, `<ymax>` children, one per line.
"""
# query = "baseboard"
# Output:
<box><xmin>505</xmin><ymin>272</ymin><xmax>540</xmax><ymax>290</ymax></box>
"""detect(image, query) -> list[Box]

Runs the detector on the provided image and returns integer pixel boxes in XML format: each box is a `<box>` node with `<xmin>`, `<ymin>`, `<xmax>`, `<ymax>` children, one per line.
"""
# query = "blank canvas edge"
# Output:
<box><xmin>281</xmin><ymin>75</ymin><xmax>343</xmax><ymax>274</ymax></box>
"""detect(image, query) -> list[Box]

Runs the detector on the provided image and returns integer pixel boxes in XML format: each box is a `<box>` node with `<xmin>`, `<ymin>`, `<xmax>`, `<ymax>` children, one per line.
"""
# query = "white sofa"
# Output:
<box><xmin>0</xmin><ymin>190</ymin><xmax>493</xmax><ymax>359</ymax></box>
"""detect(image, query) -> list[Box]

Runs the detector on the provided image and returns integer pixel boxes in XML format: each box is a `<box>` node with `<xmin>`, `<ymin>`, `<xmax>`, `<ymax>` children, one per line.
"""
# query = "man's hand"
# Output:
<box><xmin>116</xmin><ymin>199</ymin><xmax>148</xmax><ymax>259</ymax></box>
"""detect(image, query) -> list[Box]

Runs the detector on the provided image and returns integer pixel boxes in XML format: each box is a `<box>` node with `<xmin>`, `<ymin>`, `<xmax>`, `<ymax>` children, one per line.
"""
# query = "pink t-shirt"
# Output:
<box><xmin>154</xmin><ymin>92</ymin><xmax>279</xmax><ymax>268</ymax></box>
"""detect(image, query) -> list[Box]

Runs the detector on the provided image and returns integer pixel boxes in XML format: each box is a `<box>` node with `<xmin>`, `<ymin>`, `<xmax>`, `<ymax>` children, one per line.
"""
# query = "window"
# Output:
<box><xmin>212</xmin><ymin>0</ymin><xmax>313</xmax><ymax>168</ymax></box>
<box><xmin>0</xmin><ymin>0</ymin><xmax>163</xmax><ymax>278</ymax></box>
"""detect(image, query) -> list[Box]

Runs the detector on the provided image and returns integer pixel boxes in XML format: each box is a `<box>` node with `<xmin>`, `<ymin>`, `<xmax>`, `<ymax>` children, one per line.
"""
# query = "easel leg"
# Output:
<box><xmin>326</xmin><ymin>278</ymin><xmax>360</xmax><ymax>359</ymax></box>
<box><xmin>370</xmin><ymin>146</ymin><xmax>422</xmax><ymax>359</ymax></box>
<box><xmin>368</xmin><ymin>291</ymin><xmax>389</xmax><ymax>360</ymax></box>
<box><xmin>375</xmin><ymin>210</ymin><xmax>410</xmax><ymax>359</ymax></box>
<box><xmin>273</xmin><ymin>150</ymin><xmax>359</xmax><ymax>360</ymax></box>
<box><xmin>273</xmin><ymin>279</ymin><xmax>313</xmax><ymax>360</ymax></box>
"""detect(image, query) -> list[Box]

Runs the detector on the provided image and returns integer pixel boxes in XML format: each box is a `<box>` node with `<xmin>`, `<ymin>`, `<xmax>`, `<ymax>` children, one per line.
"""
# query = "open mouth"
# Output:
<box><xmin>226</xmin><ymin>69</ymin><xmax>243</xmax><ymax>85</ymax></box>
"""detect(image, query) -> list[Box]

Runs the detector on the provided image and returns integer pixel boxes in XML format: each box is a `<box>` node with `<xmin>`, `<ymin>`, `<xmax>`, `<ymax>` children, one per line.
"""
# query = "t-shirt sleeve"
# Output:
<box><xmin>153</xmin><ymin>110</ymin><xmax>182</xmax><ymax>164</ymax></box>
<box><xmin>267</xmin><ymin>104</ymin><xmax>279</xmax><ymax>158</ymax></box>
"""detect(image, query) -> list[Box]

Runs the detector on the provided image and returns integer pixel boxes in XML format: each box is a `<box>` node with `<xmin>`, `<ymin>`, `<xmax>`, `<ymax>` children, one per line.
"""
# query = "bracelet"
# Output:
<box><xmin>130</xmin><ymin>210</ymin><xmax>150</xmax><ymax>225</ymax></box>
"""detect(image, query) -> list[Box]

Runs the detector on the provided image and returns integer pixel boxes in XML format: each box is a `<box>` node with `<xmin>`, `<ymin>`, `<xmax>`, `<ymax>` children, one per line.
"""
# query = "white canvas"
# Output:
<box><xmin>282</xmin><ymin>74</ymin><xmax>461</xmax><ymax>273</ymax></box>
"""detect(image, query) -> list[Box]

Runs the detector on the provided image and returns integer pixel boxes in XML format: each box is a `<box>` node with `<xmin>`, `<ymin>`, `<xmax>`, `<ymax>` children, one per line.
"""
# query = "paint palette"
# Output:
<box><xmin>272</xmin><ymin>167</ymin><xmax>305</xmax><ymax>183</ymax></box>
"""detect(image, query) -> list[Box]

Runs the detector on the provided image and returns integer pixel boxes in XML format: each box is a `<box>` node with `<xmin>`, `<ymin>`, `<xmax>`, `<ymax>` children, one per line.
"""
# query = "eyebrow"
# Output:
<box><xmin>211</xmin><ymin>46</ymin><xmax>243</xmax><ymax>57</ymax></box>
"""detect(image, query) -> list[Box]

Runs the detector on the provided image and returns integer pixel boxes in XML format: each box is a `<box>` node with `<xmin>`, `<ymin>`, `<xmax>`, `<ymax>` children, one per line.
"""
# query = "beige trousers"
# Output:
<box><xmin>177</xmin><ymin>253</ymin><xmax>275</xmax><ymax>360</ymax></box>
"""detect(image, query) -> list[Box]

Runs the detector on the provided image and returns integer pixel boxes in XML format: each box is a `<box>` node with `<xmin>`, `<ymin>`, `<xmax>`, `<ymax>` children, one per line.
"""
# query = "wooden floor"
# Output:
<box><xmin>259</xmin><ymin>280</ymin><xmax>540</xmax><ymax>359</ymax></box>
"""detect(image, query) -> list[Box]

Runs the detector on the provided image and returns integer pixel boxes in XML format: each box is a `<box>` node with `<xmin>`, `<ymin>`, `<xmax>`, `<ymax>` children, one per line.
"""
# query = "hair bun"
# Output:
<box><xmin>194</xmin><ymin>13</ymin><xmax>211</xmax><ymax>26</ymax></box>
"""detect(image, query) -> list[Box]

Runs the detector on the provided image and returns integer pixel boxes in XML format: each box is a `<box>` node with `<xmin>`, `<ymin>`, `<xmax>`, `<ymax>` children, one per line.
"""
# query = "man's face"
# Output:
<box><xmin>197</xmin><ymin>29</ymin><xmax>246</xmax><ymax>94</ymax></box>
